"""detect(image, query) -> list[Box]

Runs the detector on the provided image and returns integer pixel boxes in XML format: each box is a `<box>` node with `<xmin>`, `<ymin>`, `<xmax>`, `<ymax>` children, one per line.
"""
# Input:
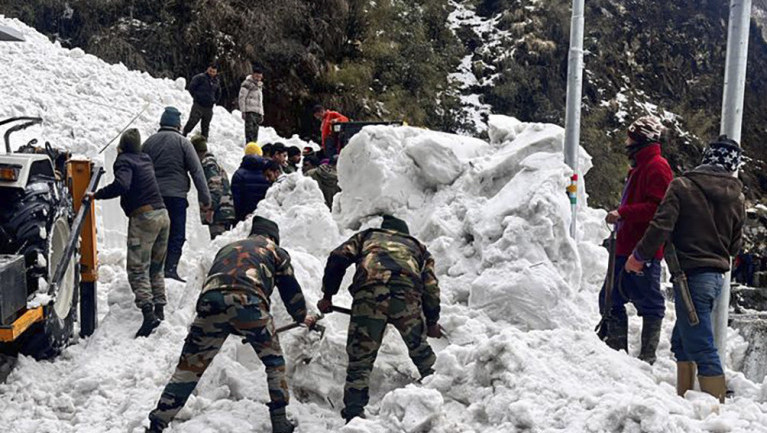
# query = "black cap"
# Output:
<box><xmin>381</xmin><ymin>215</ymin><xmax>410</xmax><ymax>235</ymax></box>
<box><xmin>250</xmin><ymin>216</ymin><xmax>280</xmax><ymax>244</ymax></box>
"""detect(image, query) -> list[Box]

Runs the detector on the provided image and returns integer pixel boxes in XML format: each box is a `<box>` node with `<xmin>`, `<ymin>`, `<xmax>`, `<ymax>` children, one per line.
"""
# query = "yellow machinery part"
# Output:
<box><xmin>0</xmin><ymin>307</ymin><xmax>43</xmax><ymax>342</ymax></box>
<box><xmin>67</xmin><ymin>158</ymin><xmax>98</xmax><ymax>283</ymax></box>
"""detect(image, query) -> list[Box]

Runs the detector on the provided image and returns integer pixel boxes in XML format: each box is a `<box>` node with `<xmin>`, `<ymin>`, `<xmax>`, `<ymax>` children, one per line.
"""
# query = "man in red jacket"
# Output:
<box><xmin>313</xmin><ymin>104</ymin><xmax>349</xmax><ymax>158</ymax></box>
<box><xmin>598</xmin><ymin>116</ymin><xmax>673</xmax><ymax>364</ymax></box>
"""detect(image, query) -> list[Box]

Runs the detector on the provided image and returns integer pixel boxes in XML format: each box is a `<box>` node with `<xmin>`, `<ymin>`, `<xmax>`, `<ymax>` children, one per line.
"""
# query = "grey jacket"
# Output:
<box><xmin>142</xmin><ymin>127</ymin><xmax>212</xmax><ymax>205</ymax></box>
<box><xmin>238</xmin><ymin>76</ymin><xmax>264</xmax><ymax>115</ymax></box>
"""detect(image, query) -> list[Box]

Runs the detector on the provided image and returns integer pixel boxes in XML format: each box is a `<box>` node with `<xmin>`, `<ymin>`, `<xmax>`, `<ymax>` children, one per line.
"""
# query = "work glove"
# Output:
<box><xmin>427</xmin><ymin>324</ymin><xmax>442</xmax><ymax>339</ymax></box>
<box><xmin>317</xmin><ymin>297</ymin><xmax>333</xmax><ymax>314</ymax></box>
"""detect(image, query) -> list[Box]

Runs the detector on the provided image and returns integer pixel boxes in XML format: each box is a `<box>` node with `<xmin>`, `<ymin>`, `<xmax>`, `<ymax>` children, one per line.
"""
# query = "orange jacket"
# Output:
<box><xmin>321</xmin><ymin>110</ymin><xmax>349</xmax><ymax>148</ymax></box>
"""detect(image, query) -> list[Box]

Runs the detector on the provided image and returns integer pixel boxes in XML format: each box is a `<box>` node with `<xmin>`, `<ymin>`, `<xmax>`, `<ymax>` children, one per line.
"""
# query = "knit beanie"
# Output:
<box><xmin>118</xmin><ymin>128</ymin><xmax>142</xmax><ymax>153</ymax></box>
<box><xmin>381</xmin><ymin>215</ymin><xmax>410</xmax><ymax>235</ymax></box>
<box><xmin>160</xmin><ymin>106</ymin><xmax>182</xmax><ymax>127</ymax></box>
<box><xmin>191</xmin><ymin>134</ymin><xmax>207</xmax><ymax>153</ymax></box>
<box><xmin>702</xmin><ymin>135</ymin><xmax>742</xmax><ymax>172</ymax></box>
<box><xmin>627</xmin><ymin>116</ymin><xmax>665</xmax><ymax>145</ymax></box>
<box><xmin>245</xmin><ymin>142</ymin><xmax>262</xmax><ymax>156</ymax></box>
<box><xmin>250</xmin><ymin>216</ymin><xmax>280</xmax><ymax>244</ymax></box>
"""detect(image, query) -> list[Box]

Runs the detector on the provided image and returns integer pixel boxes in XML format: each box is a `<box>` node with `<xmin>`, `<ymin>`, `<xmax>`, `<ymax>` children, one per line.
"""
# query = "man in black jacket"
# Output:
<box><xmin>91</xmin><ymin>129</ymin><xmax>170</xmax><ymax>337</ymax></box>
<box><xmin>182</xmin><ymin>63</ymin><xmax>221</xmax><ymax>139</ymax></box>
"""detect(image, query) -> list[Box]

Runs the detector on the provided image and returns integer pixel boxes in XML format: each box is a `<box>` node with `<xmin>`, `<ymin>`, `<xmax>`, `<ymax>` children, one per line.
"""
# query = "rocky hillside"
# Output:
<box><xmin>3</xmin><ymin>0</ymin><xmax>767</xmax><ymax>208</ymax></box>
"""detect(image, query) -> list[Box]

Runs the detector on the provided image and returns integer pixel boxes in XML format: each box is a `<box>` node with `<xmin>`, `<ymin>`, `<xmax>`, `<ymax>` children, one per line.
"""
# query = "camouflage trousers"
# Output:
<box><xmin>149</xmin><ymin>289</ymin><xmax>288</xmax><ymax>429</ymax></box>
<box><xmin>127</xmin><ymin>209</ymin><xmax>170</xmax><ymax>309</ymax></box>
<box><xmin>343</xmin><ymin>284</ymin><xmax>436</xmax><ymax>418</ymax></box>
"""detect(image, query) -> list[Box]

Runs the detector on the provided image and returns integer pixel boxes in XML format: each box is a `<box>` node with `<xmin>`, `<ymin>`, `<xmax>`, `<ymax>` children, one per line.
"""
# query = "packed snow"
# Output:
<box><xmin>1</xmin><ymin>15</ymin><xmax>767</xmax><ymax>433</ymax></box>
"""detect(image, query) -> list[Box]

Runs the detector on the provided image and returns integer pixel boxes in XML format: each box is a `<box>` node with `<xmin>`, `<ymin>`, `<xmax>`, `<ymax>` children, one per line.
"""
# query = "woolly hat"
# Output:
<box><xmin>702</xmin><ymin>135</ymin><xmax>742</xmax><ymax>172</ymax></box>
<box><xmin>627</xmin><ymin>116</ymin><xmax>665</xmax><ymax>144</ymax></box>
<box><xmin>245</xmin><ymin>142</ymin><xmax>262</xmax><ymax>156</ymax></box>
<box><xmin>118</xmin><ymin>128</ymin><xmax>142</xmax><ymax>154</ymax></box>
<box><xmin>250</xmin><ymin>216</ymin><xmax>280</xmax><ymax>244</ymax></box>
<box><xmin>160</xmin><ymin>106</ymin><xmax>182</xmax><ymax>127</ymax></box>
<box><xmin>381</xmin><ymin>215</ymin><xmax>410</xmax><ymax>235</ymax></box>
<box><xmin>191</xmin><ymin>134</ymin><xmax>207</xmax><ymax>153</ymax></box>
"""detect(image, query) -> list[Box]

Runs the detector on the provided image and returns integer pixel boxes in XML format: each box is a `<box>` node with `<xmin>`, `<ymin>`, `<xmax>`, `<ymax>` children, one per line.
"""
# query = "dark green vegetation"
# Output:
<box><xmin>2</xmin><ymin>0</ymin><xmax>767</xmax><ymax>208</ymax></box>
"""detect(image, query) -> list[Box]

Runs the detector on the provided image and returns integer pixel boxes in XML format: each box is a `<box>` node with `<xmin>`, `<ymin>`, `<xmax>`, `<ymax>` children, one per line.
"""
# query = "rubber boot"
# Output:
<box><xmin>698</xmin><ymin>375</ymin><xmax>726</xmax><ymax>403</ymax></box>
<box><xmin>604</xmin><ymin>315</ymin><xmax>628</xmax><ymax>352</ymax></box>
<box><xmin>638</xmin><ymin>317</ymin><xmax>663</xmax><ymax>365</ymax></box>
<box><xmin>154</xmin><ymin>304</ymin><xmax>165</xmax><ymax>321</ymax></box>
<box><xmin>269</xmin><ymin>407</ymin><xmax>295</xmax><ymax>433</ymax></box>
<box><xmin>676</xmin><ymin>361</ymin><xmax>696</xmax><ymax>397</ymax></box>
<box><xmin>136</xmin><ymin>305</ymin><xmax>161</xmax><ymax>338</ymax></box>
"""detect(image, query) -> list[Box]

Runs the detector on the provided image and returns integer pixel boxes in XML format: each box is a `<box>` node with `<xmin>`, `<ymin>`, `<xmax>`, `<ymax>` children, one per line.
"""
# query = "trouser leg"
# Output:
<box><xmin>388</xmin><ymin>286</ymin><xmax>435</xmax><ymax>378</ymax></box>
<box><xmin>679</xmin><ymin>273</ymin><xmax>724</xmax><ymax>377</ymax></box>
<box><xmin>245</xmin><ymin>112</ymin><xmax>261</xmax><ymax>143</ymax></box>
<box><xmin>182</xmin><ymin>103</ymin><xmax>204</xmax><ymax>137</ymax></box>
<box><xmin>343</xmin><ymin>285</ymin><xmax>389</xmax><ymax>419</ymax></box>
<box><xmin>127</xmin><ymin>213</ymin><xmax>163</xmax><ymax>309</ymax></box>
<box><xmin>163</xmin><ymin>197</ymin><xmax>188</xmax><ymax>272</ymax></box>
<box><xmin>150</xmin><ymin>210</ymin><xmax>171</xmax><ymax>305</ymax></box>
<box><xmin>200</xmin><ymin>107</ymin><xmax>214</xmax><ymax>139</ymax></box>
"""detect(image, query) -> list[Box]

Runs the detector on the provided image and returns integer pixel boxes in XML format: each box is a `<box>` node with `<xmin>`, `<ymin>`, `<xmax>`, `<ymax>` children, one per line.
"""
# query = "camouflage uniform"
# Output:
<box><xmin>148</xmin><ymin>235</ymin><xmax>307</xmax><ymax>430</ymax></box>
<box><xmin>127</xmin><ymin>209</ymin><xmax>171</xmax><ymax>309</ymax></box>
<box><xmin>322</xmin><ymin>228</ymin><xmax>440</xmax><ymax>419</ymax></box>
<box><xmin>200</xmin><ymin>153</ymin><xmax>236</xmax><ymax>239</ymax></box>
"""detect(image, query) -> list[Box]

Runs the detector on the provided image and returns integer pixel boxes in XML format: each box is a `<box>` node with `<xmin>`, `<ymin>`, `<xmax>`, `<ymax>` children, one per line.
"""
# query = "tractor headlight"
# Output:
<box><xmin>0</xmin><ymin>164</ymin><xmax>21</xmax><ymax>181</ymax></box>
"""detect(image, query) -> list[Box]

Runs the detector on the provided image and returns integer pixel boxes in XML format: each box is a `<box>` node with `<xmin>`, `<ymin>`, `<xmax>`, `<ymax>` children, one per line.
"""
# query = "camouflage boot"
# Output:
<box><xmin>136</xmin><ymin>305</ymin><xmax>161</xmax><ymax>338</ymax></box>
<box><xmin>638</xmin><ymin>317</ymin><xmax>663</xmax><ymax>365</ymax></box>
<box><xmin>270</xmin><ymin>407</ymin><xmax>295</xmax><ymax>433</ymax></box>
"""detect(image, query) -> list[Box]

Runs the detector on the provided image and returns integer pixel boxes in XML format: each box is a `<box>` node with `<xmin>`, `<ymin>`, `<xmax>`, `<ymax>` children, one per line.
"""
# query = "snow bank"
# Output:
<box><xmin>1</xmin><ymin>15</ymin><xmax>766</xmax><ymax>433</ymax></box>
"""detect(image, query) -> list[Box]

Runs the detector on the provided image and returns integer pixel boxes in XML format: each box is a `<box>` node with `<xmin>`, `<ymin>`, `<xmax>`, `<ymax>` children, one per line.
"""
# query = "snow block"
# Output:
<box><xmin>378</xmin><ymin>386</ymin><xmax>444</xmax><ymax>433</ymax></box>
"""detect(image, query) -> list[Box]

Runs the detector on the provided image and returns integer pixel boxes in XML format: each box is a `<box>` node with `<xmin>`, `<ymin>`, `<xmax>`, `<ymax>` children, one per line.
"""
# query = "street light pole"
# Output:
<box><xmin>563</xmin><ymin>0</ymin><xmax>585</xmax><ymax>239</ymax></box>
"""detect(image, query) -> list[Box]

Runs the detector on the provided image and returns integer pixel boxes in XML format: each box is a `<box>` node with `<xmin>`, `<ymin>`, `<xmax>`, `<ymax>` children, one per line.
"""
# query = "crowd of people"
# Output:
<box><xmin>88</xmin><ymin>62</ymin><xmax>747</xmax><ymax>432</ymax></box>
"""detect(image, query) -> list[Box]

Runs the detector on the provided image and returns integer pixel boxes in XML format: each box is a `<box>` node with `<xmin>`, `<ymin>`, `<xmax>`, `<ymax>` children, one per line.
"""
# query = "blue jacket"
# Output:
<box><xmin>231</xmin><ymin>155</ymin><xmax>271</xmax><ymax>222</ymax></box>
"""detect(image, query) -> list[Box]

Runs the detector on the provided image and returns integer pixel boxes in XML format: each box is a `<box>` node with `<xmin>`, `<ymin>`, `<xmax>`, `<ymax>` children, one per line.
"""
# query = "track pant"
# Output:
<box><xmin>126</xmin><ymin>209</ymin><xmax>170</xmax><ymax>309</ymax></box>
<box><xmin>183</xmin><ymin>103</ymin><xmax>214</xmax><ymax>138</ymax></box>
<box><xmin>148</xmin><ymin>289</ymin><xmax>288</xmax><ymax>429</ymax></box>
<box><xmin>343</xmin><ymin>284</ymin><xmax>436</xmax><ymax>418</ymax></box>
<box><xmin>671</xmin><ymin>272</ymin><xmax>724</xmax><ymax>376</ymax></box>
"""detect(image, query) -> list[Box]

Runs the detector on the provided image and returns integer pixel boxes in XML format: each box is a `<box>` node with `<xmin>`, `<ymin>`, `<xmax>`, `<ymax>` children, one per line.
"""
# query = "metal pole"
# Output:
<box><xmin>714</xmin><ymin>0</ymin><xmax>751</xmax><ymax>368</ymax></box>
<box><xmin>563</xmin><ymin>0</ymin><xmax>585</xmax><ymax>239</ymax></box>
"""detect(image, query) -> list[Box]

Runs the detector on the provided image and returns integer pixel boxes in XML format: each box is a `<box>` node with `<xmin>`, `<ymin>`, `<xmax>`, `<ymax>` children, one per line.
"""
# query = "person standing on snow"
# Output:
<box><xmin>182</xmin><ymin>63</ymin><xmax>221</xmax><ymax>139</ymax></box>
<box><xmin>191</xmin><ymin>135</ymin><xmax>236</xmax><ymax>240</ymax></box>
<box><xmin>312</xmin><ymin>104</ymin><xmax>349</xmax><ymax>159</ymax></box>
<box><xmin>146</xmin><ymin>216</ymin><xmax>316</xmax><ymax>433</ymax></box>
<box><xmin>90</xmin><ymin>129</ymin><xmax>170</xmax><ymax>337</ymax></box>
<box><xmin>143</xmin><ymin>107</ymin><xmax>212</xmax><ymax>283</ymax></box>
<box><xmin>317</xmin><ymin>215</ymin><xmax>442</xmax><ymax>423</ymax></box>
<box><xmin>626</xmin><ymin>136</ymin><xmax>745</xmax><ymax>403</ymax></box>
<box><xmin>239</xmin><ymin>64</ymin><xmax>265</xmax><ymax>143</ymax></box>
<box><xmin>598</xmin><ymin>116</ymin><xmax>673</xmax><ymax>364</ymax></box>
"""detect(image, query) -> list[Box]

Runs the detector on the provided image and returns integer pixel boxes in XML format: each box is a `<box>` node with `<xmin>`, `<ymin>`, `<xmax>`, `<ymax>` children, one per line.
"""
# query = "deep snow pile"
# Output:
<box><xmin>1</xmin><ymin>16</ymin><xmax>767</xmax><ymax>433</ymax></box>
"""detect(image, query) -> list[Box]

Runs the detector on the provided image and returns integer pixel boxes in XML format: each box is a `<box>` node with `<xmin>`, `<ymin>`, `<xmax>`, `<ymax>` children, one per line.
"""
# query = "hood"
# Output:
<box><xmin>241</xmin><ymin>154</ymin><xmax>265</xmax><ymax>170</ymax></box>
<box><xmin>687</xmin><ymin>167</ymin><xmax>743</xmax><ymax>205</ymax></box>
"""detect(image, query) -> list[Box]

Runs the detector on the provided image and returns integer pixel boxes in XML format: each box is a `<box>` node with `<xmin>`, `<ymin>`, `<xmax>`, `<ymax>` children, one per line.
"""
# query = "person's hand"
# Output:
<box><xmin>317</xmin><ymin>298</ymin><xmax>333</xmax><ymax>314</ymax></box>
<box><xmin>427</xmin><ymin>324</ymin><xmax>442</xmax><ymax>338</ymax></box>
<box><xmin>304</xmin><ymin>315</ymin><xmax>319</xmax><ymax>328</ymax></box>
<box><xmin>625</xmin><ymin>254</ymin><xmax>644</xmax><ymax>274</ymax></box>
<box><xmin>605</xmin><ymin>210</ymin><xmax>621</xmax><ymax>224</ymax></box>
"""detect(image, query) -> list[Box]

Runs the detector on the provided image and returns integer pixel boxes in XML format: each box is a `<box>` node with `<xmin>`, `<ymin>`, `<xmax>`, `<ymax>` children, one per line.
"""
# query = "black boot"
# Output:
<box><xmin>164</xmin><ymin>266</ymin><xmax>186</xmax><ymax>283</ymax></box>
<box><xmin>269</xmin><ymin>407</ymin><xmax>295</xmax><ymax>433</ymax></box>
<box><xmin>638</xmin><ymin>317</ymin><xmax>663</xmax><ymax>365</ymax></box>
<box><xmin>154</xmin><ymin>304</ymin><xmax>165</xmax><ymax>321</ymax></box>
<box><xmin>603</xmin><ymin>315</ymin><xmax>628</xmax><ymax>352</ymax></box>
<box><xmin>164</xmin><ymin>251</ymin><xmax>186</xmax><ymax>283</ymax></box>
<box><xmin>145</xmin><ymin>419</ymin><xmax>165</xmax><ymax>433</ymax></box>
<box><xmin>136</xmin><ymin>305</ymin><xmax>161</xmax><ymax>338</ymax></box>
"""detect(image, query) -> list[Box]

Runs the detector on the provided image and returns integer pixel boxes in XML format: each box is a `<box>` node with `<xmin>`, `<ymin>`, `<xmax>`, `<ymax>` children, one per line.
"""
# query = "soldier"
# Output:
<box><xmin>146</xmin><ymin>216</ymin><xmax>315</xmax><ymax>433</ymax></box>
<box><xmin>317</xmin><ymin>215</ymin><xmax>442</xmax><ymax>423</ymax></box>
<box><xmin>90</xmin><ymin>129</ymin><xmax>170</xmax><ymax>337</ymax></box>
<box><xmin>191</xmin><ymin>135</ymin><xmax>236</xmax><ymax>239</ymax></box>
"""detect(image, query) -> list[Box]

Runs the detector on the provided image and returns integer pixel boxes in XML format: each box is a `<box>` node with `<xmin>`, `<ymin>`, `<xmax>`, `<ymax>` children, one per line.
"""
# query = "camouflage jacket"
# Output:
<box><xmin>201</xmin><ymin>153</ymin><xmax>236</xmax><ymax>224</ymax></box>
<box><xmin>322</xmin><ymin>228</ymin><xmax>440</xmax><ymax>325</ymax></box>
<box><xmin>202</xmin><ymin>235</ymin><xmax>307</xmax><ymax>322</ymax></box>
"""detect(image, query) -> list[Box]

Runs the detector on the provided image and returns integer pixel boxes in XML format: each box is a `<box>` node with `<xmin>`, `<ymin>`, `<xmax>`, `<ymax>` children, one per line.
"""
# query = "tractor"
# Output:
<box><xmin>0</xmin><ymin>22</ymin><xmax>103</xmax><ymax>377</ymax></box>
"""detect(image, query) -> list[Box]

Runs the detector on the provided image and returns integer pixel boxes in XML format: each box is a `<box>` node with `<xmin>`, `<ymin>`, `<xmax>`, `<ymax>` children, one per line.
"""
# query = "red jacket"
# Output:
<box><xmin>321</xmin><ymin>110</ymin><xmax>349</xmax><ymax>148</ymax></box>
<box><xmin>616</xmin><ymin>143</ymin><xmax>673</xmax><ymax>259</ymax></box>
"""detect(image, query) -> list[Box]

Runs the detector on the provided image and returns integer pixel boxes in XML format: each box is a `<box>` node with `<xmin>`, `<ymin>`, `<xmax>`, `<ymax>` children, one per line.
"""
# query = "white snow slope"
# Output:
<box><xmin>1</xmin><ymin>16</ymin><xmax>766</xmax><ymax>433</ymax></box>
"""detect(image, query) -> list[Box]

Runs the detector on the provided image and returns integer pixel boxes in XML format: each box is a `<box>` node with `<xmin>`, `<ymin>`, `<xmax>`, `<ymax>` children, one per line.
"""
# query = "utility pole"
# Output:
<box><xmin>563</xmin><ymin>0</ymin><xmax>585</xmax><ymax>239</ymax></box>
<box><xmin>714</xmin><ymin>0</ymin><xmax>751</xmax><ymax>366</ymax></box>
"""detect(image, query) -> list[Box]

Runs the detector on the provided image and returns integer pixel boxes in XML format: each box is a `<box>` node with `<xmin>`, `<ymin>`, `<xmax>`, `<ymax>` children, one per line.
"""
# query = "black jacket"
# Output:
<box><xmin>231</xmin><ymin>155</ymin><xmax>271</xmax><ymax>222</ymax></box>
<box><xmin>188</xmin><ymin>72</ymin><xmax>221</xmax><ymax>108</ymax></box>
<box><xmin>94</xmin><ymin>152</ymin><xmax>165</xmax><ymax>216</ymax></box>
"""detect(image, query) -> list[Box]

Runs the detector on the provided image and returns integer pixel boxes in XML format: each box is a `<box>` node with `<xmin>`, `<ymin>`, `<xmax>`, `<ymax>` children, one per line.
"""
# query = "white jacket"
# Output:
<box><xmin>238</xmin><ymin>76</ymin><xmax>264</xmax><ymax>115</ymax></box>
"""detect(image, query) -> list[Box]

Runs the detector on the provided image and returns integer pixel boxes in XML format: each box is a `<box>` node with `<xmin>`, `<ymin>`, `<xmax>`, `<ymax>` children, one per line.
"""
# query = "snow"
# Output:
<box><xmin>1</xmin><ymin>15</ymin><xmax>767</xmax><ymax>433</ymax></box>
